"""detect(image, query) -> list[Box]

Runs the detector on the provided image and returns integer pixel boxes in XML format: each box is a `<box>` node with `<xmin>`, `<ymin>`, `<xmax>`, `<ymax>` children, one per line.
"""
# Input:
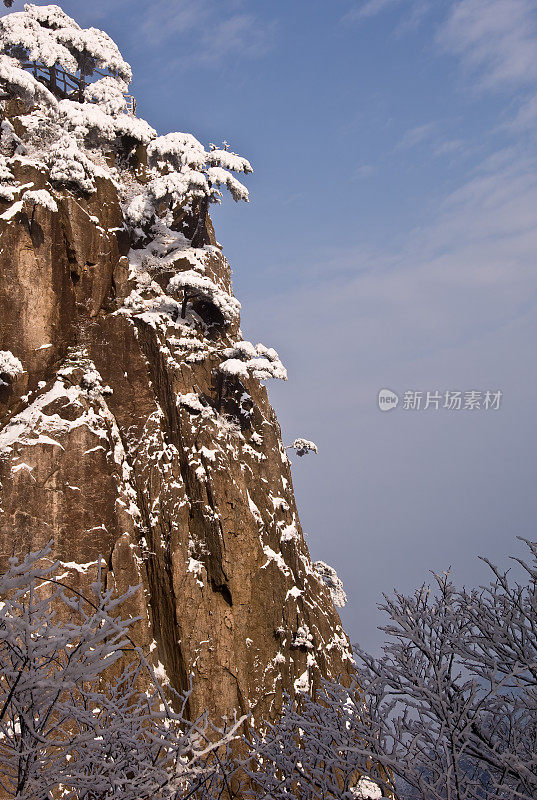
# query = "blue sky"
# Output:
<box><xmin>8</xmin><ymin>0</ymin><xmax>537</xmax><ymax>651</ymax></box>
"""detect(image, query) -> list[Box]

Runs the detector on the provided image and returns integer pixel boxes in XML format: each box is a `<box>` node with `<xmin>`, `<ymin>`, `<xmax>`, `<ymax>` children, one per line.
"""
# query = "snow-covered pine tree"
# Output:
<box><xmin>213</xmin><ymin>340</ymin><xmax>287</xmax><ymax>410</ymax></box>
<box><xmin>218</xmin><ymin>340</ymin><xmax>287</xmax><ymax>382</ymax></box>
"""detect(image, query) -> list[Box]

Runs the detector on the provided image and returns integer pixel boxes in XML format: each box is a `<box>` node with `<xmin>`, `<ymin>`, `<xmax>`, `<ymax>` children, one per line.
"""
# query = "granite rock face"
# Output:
<box><xmin>0</xmin><ymin>106</ymin><xmax>351</xmax><ymax>725</ymax></box>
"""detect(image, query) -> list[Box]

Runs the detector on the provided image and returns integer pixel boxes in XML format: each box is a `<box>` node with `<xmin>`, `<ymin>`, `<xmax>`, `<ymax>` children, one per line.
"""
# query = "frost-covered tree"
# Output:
<box><xmin>0</xmin><ymin>545</ymin><xmax>243</xmax><ymax>799</ymax></box>
<box><xmin>242</xmin><ymin>678</ymin><xmax>389</xmax><ymax>800</ymax></box>
<box><xmin>246</xmin><ymin>539</ymin><xmax>537</xmax><ymax>800</ymax></box>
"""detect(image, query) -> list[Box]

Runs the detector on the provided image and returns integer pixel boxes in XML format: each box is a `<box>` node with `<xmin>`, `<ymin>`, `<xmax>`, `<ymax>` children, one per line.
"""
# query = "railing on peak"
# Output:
<box><xmin>22</xmin><ymin>61</ymin><xmax>137</xmax><ymax>116</ymax></box>
<box><xmin>124</xmin><ymin>93</ymin><xmax>136</xmax><ymax>115</ymax></box>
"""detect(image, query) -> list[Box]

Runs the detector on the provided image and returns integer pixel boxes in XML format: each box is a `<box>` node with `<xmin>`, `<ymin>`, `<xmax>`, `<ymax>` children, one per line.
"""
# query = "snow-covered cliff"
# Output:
<box><xmin>0</xmin><ymin>3</ymin><xmax>351</xmax><ymax>723</ymax></box>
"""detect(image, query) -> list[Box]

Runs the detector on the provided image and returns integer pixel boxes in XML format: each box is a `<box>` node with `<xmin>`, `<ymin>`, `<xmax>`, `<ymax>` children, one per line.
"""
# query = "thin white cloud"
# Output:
<box><xmin>344</xmin><ymin>0</ymin><xmax>401</xmax><ymax>22</ymax></box>
<box><xmin>395</xmin><ymin>0</ymin><xmax>433</xmax><ymax>35</ymax></box>
<box><xmin>344</xmin><ymin>0</ymin><xmax>432</xmax><ymax>29</ymax></box>
<box><xmin>138</xmin><ymin>0</ymin><xmax>274</xmax><ymax>67</ymax></box>
<box><xmin>437</xmin><ymin>0</ymin><xmax>537</xmax><ymax>91</ymax></box>
<box><xmin>353</xmin><ymin>164</ymin><xmax>375</xmax><ymax>179</ymax></box>
<box><xmin>140</xmin><ymin>0</ymin><xmax>212</xmax><ymax>44</ymax></box>
<box><xmin>433</xmin><ymin>138</ymin><xmax>465</xmax><ymax>157</ymax></box>
<box><xmin>394</xmin><ymin>122</ymin><xmax>436</xmax><ymax>151</ymax></box>
<box><xmin>198</xmin><ymin>14</ymin><xmax>275</xmax><ymax>65</ymax></box>
<box><xmin>246</xmin><ymin>143</ymin><xmax>537</xmax><ymax>380</ymax></box>
<box><xmin>501</xmin><ymin>92</ymin><xmax>537</xmax><ymax>132</ymax></box>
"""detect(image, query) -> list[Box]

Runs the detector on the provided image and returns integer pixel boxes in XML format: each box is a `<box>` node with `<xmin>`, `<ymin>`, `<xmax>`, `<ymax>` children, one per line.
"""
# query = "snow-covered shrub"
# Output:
<box><xmin>207</xmin><ymin>143</ymin><xmax>253</xmax><ymax>174</ymax></box>
<box><xmin>313</xmin><ymin>560</ymin><xmax>347</xmax><ymax>608</ymax></box>
<box><xmin>45</xmin><ymin>133</ymin><xmax>103</xmax><ymax>193</ymax></box>
<box><xmin>287</xmin><ymin>437</ymin><xmax>318</xmax><ymax>457</ymax></box>
<box><xmin>0</xmin><ymin>152</ymin><xmax>16</xmax><ymax>200</ymax></box>
<box><xmin>147</xmin><ymin>132</ymin><xmax>207</xmax><ymax>173</ymax></box>
<box><xmin>206</xmin><ymin>166</ymin><xmax>250</xmax><ymax>202</ymax></box>
<box><xmin>80</xmin><ymin>367</ymin><xmax>112</xmax><ymax>397</ymax></box>
<box><xmin>0</xmin><ymin>349</ymin><xmax>23</xmax><ymax>385</ymax></box>
<box><xmin>126</xmin><ymin>137</ymin><xmax>251</xmax><ymax>235</ymax></box>
<box><xmin>83</xmin><ymin>74</ymin><xmax>127</xmax><ymax>115</ymax></box>
<box><xmin>0</xmin><ymin>53</ymin><xmax>57</xmax><ymax>108</ymax></box>
<box><xmin>219</xmin><ymin>340</ymin><xmax>287</xmax><ymax>382</ymax></box>
<box><xmin>292</xmin><ymin>625</ymin><xmax>314</xmax><ymax>650</ymax></box>
<box><xmin>167</xmin><ymin>269</ymin><xmax>241</xmax><ymax>324</ymax></box>
<box><xmin>21</xmin><ymin>187</ymin><xmax>57</xmax><ymax>212</ymax></box>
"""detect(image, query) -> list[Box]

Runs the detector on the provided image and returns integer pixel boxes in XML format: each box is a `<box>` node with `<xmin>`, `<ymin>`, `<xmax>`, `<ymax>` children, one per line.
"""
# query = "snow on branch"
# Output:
<box><xmin>207</xmin><ymin>145</ymin><xmax>253</xmax><ymax>174</ymax></box>
<box><xmin>147</xmin><ymin>132</ymin><xmax>207</xmax><ymax>172</ymax></box>
<box><xmin>1</xmin><ymin>118</ymin><xmax>25</xmax><ymax>155</ymax></box>
<box><xmin>46</xmin><ymin>133</ymin><xmax>105</xmax><ymax>193</ymax></box>
<box><xmin>83</xmin><ymin>75</ymin><xmax>128</xmax><ymax>115</ymax></box>
<box><xmin>0</xmin><ymin>8</ymin><xmax>79</xmax><ymax>73</ymax></box>
<box><xmin>0</xmin><ymin>544</ymin><xmax>246</xmax><ymax>799</ymax></box>
<box><xmin>207</xmin><ymin>165</ymin><xmax>249</xmax><ymax>202</ymax></box>
<box><xmin>0</xmin><ymin>53</ymin><xmax>58</xmax><ymax>108</ymax></box>
<box><xmin>15</xmin><ymin>3</ymin><xmax>132</xmax><ymax>83</ymax></box>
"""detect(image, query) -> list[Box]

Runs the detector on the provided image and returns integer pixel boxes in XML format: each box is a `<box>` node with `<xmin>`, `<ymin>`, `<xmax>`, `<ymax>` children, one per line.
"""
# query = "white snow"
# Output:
<box><xmin>286</xmin><ymin>586</ymin><xmax>302</xmax><ymax>600</ymax></box>
<box><xmin>0</xmin><ymin>350</ymin><xmax>23</xmax><ymax>380</ymax></box>
<box><xmin>261</xmin><ymin>545</ymin><xmax>290</xmax><ymax>577</ymax></box>
<box><xmin>294</xmin><ymin>669</ymin><xmax>310</xmax><ymax>694</ymax></box>
<box><xmin>247</xmin><ymin>491</ymin><xmax>263</xmax><ymax>525</ymax></box>
<box><xmin>292</xmin><ymin>626</ymin><xmax>314</xmax><ymax>650</ymax></box>
<box><xmin>0</xmin><ymin>199</ymin><xmax>23</xmax><ymax>220</ymax></box>
<box><xmin>11</xmin><ymin>462</ymin><xmax>34</xmax><ymax>475</ymax></box>
<box><xmin>351</xmin><ymin>778</ymin><xmax>383</xmax><ymax>800</ymax></box>
<box><xmin>219</xmin><ymin>340</ymin><xmax>287</xmax><ymax>382</ymax></box>
<box><xmin>313</xmin><ymin>561</ymin><xmax>347</xmax><ymax>608</ymax></box>
<box><xmin>167</xmin><ymin>269</ymin><xmax>240</xmax><ymax>324</ymax></box>
<box><xmin>288</xmin><ymin>438</ymin><xmax>318</xmax><ymax>457</ymax></box>
<box><xmin>21</xmin><ymin>188</ymin><xmax>57</xmax><ymax>212</ymax></box>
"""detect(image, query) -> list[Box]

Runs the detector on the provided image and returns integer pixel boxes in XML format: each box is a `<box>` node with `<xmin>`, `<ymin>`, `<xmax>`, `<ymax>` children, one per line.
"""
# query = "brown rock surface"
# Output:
<box><xmin>0</xmin><ymin>106</ymin><xmax>352</xmax><ymax>726</ymax></box>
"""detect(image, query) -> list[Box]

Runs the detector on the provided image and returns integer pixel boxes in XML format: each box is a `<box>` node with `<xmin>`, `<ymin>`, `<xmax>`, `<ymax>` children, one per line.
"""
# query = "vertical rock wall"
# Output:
<box><xmin>0</xmin><ymin>123</ymin><xmax>351</xmax><ymax>725</ymax></box>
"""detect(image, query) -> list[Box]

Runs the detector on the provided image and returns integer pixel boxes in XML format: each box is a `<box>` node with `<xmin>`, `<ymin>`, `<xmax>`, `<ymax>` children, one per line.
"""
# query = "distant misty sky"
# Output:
<box><xmin>6</xmin><ymin>0</ymin><xmax>537</xmax><ymax>652</ymax></box>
